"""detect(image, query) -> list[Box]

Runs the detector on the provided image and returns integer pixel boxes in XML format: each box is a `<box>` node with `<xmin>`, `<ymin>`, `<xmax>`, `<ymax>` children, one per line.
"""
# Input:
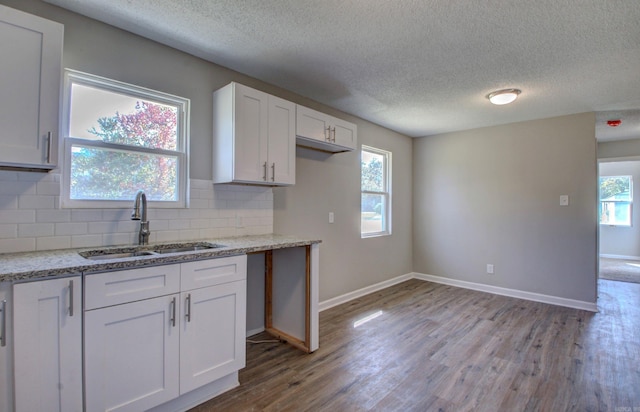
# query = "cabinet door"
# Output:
<box><xmin>233</xmin><ymin>84</ymin><xmax>269</xmax><ymax>182</ymax></box>
<box><xmin>296</xmin><ymin>105</ymin><xmax>330</xmax><ymax>143</ymax></box>
<box><xmin>13</xmin><ymin>276</ymin><xmax>82</xmax><ymax>412</ymax></box>
<box><xmin>180</xmin><ymin>280</ymin><xmax>246</xmax><ymax>394</ymax></box>
<box><xmin>0</xmin><ymin>5</ymin><xmax>62</xmax><ymax>169</ymax></box>
<box><xmin>0</xmin><ymin>283</ymin><xmax>14</xmax><ymax>412</ymax></box>
<box><xmin>85</xmin><ymin>294</ymin><xmax>180</xmax><ymax>412</ymax></box>
<box><xmin>332</xmin><ymin>117</ymin><xmax>358</xmax><ymax>151</ymax></box>
<box><xmin>267</xmin><ymin>95</ymin><xmax>296</xmax><ymax>185</ymax></box>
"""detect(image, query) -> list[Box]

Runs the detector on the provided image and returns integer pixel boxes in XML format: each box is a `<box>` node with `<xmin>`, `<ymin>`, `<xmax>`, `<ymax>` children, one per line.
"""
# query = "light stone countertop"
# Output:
<box><xmin>0</xmin><ymin>234</ymin><xmax>321</xmax><ymax>283</ymax></box>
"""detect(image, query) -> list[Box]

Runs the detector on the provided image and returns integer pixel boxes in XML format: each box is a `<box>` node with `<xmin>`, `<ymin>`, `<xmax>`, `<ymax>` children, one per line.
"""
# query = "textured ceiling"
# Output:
<box><xmin>43</xmin><ymin>0</ymin><xmax>640</xmax><ymax>141</ymax></box>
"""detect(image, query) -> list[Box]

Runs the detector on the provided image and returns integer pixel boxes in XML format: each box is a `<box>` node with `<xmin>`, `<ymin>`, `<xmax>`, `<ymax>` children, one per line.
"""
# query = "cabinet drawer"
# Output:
<box><xmin>181</xmin><ymin>255</ymin><xmax>247</xmax><ymax>291</ymax></box>
<box><xmin>85</xmin><ymin>265</ymin><xmax>180</xmax><ymax>310</ymax></box>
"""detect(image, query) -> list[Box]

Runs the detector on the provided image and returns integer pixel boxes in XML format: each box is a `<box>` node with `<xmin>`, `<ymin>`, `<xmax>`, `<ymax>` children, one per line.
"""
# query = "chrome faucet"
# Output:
<box><xmin>131</xmin><ymin>190</ymin><xmax>150</xmax><ymax>245</ymax></box>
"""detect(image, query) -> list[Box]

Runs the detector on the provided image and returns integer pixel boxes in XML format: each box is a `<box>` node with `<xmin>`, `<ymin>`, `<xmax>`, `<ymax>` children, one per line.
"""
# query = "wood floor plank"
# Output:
<box><xmin>190</xmin><ymin>279</ymin><xmax>640</xmax><ymax>411</ymax></box>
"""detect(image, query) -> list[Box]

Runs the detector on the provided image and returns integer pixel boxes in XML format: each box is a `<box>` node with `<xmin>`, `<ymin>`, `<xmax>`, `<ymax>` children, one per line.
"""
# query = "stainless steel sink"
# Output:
<box><xmin>82</xmin><ymin>251</ymin><xmax>157</xmax><ymax>260</ymax></box>
<box><xmin>152</xmin><ymin>242</ymin><xmax>223</xmax><ymax>254</ymax></box>
<box><xmin>79</xmin><ymin>242</ymin><xmax>223</xmax><ymax>260</ymax></box>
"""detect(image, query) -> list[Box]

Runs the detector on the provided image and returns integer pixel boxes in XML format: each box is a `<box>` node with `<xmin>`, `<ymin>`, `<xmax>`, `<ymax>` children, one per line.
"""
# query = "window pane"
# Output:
<box><xmin>70</xmin><ymin>144</ymin><xmax>178</xmax><ymax>201</ymax></box>
<box><xmin>599</xmin><ymin>176</ymin><xmax>632</xmax><ymax>201</ymax></box>
<box><xmin>600</xmin><ymin>201</ymin><xmax>631</xmax><ymax>226</ymax></box>
<box><xmin>361</xmin><ymin>193</ymin><xmax>386</xmax><ymax>234</ymax></box>
<box><xmin>70</xmin><ymin>83</ymin><xmax>178</xmax><ymax>150</ymax></box>
<box><xmin>361</xmin><ymin>150</ymin><xmax>385</xmax><ymax>192</ymax></box>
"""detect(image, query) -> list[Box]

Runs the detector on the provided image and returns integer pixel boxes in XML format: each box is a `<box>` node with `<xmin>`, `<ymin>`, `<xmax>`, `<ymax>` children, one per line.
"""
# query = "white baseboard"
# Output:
<box><xmin>319</xmin><ymin>272</ymin><xmax>598</xmax><ymax>313</ymax></box>
<box><xmin>600</xmin><ymin>253</ymin><xmax>640</xmax><ymax>261</ymax></box>
<box><xmin>411</xmin><ymin>272</ymin><xmax>598</xmax><ymax>312</ymax></box>
<box><xmin>319</xmin><ymin>273</ymin><xmax>412</xmax><ymax>312</ymax></box>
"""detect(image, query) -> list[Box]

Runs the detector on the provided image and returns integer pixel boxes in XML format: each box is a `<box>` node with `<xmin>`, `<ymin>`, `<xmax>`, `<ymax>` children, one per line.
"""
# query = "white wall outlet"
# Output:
<box><xmin>329</xmin><ymin>212</ymin><xmax>334</xmax><ymax>224</ymax></box>
<box><xmin>486</xmin><ymin>264</ymin><xmax>494</xmax><ymax>274</ymax></box>
<box><xmin>560</xmin><ymin>195</ymin><xmax>569</xmax><ymax>206</ymax></box>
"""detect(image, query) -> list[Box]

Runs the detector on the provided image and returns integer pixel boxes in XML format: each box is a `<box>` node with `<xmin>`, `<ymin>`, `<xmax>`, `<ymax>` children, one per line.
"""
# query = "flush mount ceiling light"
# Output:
<box><xmin>487</xmin><ymin>88</ymin><xmax>522</xmax><ymax>105</ymax></box>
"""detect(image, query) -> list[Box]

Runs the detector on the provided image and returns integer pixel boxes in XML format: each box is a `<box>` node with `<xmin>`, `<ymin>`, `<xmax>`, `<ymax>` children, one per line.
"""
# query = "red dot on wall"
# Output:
<box><xmin>607</xmin><ymin>119</ymin><xmax>622</xmax><ymax>127</ymax></box>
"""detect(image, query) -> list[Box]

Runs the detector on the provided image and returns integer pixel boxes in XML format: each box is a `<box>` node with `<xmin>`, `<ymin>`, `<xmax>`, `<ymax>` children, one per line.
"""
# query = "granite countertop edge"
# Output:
<box><xmin>0</xmin><ymin>234</ymin><xmax>322</xmax><ymax>283</ymax></box>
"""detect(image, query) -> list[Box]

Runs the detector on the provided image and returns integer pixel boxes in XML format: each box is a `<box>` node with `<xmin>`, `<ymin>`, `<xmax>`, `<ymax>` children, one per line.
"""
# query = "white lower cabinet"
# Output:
<box><xmin>13</xmin><ymin>276</ymin><xmax>83</xmax><ymax>412</ymax></box>
<box><xmin>84</xmin><ymin>255</ymin><xmax>247</xmax><ymax>412</ymax></box>
<box><xmin>84</xmin><ymin>294</ymin><xmax>180</xmax><ymax>412</ymax></box>
<box><xmin>180</xmin><ymin>281</ymin><xmax>246</xmax><ymax>394</ymax></box>
<box><xmin>0</xmin><ymin>282</ymin><xmax>13</xmax><ymax>412</ymax></box>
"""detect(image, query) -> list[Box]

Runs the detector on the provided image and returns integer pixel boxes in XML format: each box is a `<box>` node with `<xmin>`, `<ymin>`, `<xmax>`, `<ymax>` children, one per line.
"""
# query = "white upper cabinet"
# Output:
<box><xmin>213</xmin><ymin>82</ymin><xmax>296</xmax><ymax>185</ymax></box>
<box><xmin>0</xmin><ymin>5</ymin><xmax>63</xmax><ymax>170</ymax></box>
<box><xmin>296</xmin><ymin>105</ymin><xmax>357</xmax><ymax>153</ymax></box>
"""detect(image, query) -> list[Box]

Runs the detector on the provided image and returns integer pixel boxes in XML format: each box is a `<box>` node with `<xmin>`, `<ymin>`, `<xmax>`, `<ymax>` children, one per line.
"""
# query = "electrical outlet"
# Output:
<box><xmin>486</xmin><ymin>264</ymin><xmax>494</xmax><ymax>274</ymax></box>
<box><xmin>329</xmin><ymin>212</ymin><xmax>334</xmax><ymax>224</ymax></box>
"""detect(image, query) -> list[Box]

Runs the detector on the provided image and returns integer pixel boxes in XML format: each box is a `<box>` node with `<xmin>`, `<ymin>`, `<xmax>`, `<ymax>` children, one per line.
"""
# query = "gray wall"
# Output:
<box><xmin>413</xmin><ymin>113</ymin><xmax>598</xmax><ymax>303</ymax></box>
<box><xmin>273</xmin><ymin>121</ymin><xmax>414</xmax><ymax>301</ymax></box>
<box><xmin>598</xmin><ymin>139</ymin><xmax>640</xmax><ymax>160</ymax></box>
<box><xmin>4</xmin><ymin>0</ymin><xmax>414</xmax><ymax>302</ymax></box>
<box><xmin>599</xmin><ymin>161</ymin><xmax>640</xmax><ymax>258</ymax></box>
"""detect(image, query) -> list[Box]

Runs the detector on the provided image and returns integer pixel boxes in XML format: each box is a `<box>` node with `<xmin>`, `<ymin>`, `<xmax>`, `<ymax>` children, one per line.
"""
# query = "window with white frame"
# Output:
<box><xmin>361</xmin><ymin>146</ymin><xmax>391</xmax><ymax>237</ymax></box>
<box><xmin>599</xmin><ymin>175</ymin><xmax>632</xmax><ymax>226</ymax></box>
<box><xmin>61</xmin><ymin>70</ymin><xmax>189</xmax><ymax>208</ymax></box>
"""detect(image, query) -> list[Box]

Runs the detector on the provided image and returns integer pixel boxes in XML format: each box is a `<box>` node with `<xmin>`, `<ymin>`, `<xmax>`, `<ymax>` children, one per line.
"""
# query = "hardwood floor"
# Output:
<box><xmin>190</xmin><ymin>279</ymin><xmax>640</xmax><ymax>411</ymax></box>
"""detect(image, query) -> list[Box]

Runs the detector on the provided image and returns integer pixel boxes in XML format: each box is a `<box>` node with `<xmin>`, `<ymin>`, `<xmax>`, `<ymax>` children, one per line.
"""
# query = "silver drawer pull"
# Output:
<box><xmin>68</xmin><ymin>280</ymin><xmax>74</xmax><ymax>317</ymax></box>
<box><xmin>185</xmin><ymin>294</ymin><xmax>192</xmax><ymax>322</ymax></box>
<box><xmin>0</xmin><ymin>300</ymin><xmax>6</xmax><ymax>347</ymax></box>
<box><xmin>170</xmin><ymin>297</ymin><xmax>176</xmax><ymax>327</ymax></box>
<box><xmin>46</xmin><ymin>131</ymin><xmax>52</xmax><ymax>163</ymax></box>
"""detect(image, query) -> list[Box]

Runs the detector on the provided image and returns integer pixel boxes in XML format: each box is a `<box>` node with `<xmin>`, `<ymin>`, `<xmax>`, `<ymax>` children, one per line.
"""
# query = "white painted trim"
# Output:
<box><xmin>411</xmin><ymin>273</ymin><xmax>598</xmax><ymax>312</ymax></box>
<box><xmin>600</xmin><ymin>253</ymin><xmax>640</xmax><ymax>261</ymax></box>
<box><xmin>319</xmin><ymin>272</ymin><xmax>598</xmax><ymax>313</ymax></box>
<box><xmin>319</xmin><ymin>273</ymin><xmax>412</xmax><ymax>312</ymax></box>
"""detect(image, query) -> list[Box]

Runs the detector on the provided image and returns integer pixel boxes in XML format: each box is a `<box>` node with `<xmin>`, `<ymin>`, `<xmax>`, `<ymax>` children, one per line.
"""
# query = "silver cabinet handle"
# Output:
<box><xmin>271</xmin><ymin>163</ymin><xmax>275</xmax><ymax>182</ymax></box>
<box><xmin>185</xmin><ymin>294</ymin><xmax>191</xmax><ymax>322</ymax></box>
<box><xmin>68</xmin><ymin>279</ymin><xmax>74</xmax><ymax>317</ymax></box>
<box><xmin>0</xmin><ymin>300</ymin><xmax>5</xmax><ymax>347</ymax></box>
<box><xmin>46</xmin><ymin>131</ymin><xmax>52</xmax><ymax>163</ymax></box>
<box><xmin>325</xmin><ymin>127</ymin><xmax>331</xmax><ymax>141</ymax></box>
<box><xmin>331</xmin><ymin>127</ymin><xmax>336</xmax><ymax>142</ymax></box>
<box><xmin>263</xmin><ymin>162</ymin><xmax>268</xmax><ymax>181</ymax></box>
<box><xmin>170</xmin><ymin>297</ymin><xmax>176</xmax><ymax>327</ymax></box>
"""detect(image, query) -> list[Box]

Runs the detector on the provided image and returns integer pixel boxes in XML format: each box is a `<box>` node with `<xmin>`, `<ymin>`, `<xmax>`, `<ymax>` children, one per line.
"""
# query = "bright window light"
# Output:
<box><xmin>353</xmin><ymin>310</ymin><xmax>383</xmax><ymax>328</ymax></box>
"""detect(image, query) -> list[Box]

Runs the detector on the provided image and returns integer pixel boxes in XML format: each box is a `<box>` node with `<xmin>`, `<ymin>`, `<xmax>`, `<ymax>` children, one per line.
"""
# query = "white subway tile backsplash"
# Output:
<box><xmin>0</xmin><ymin>210</ymin><xmax>36</xmax><ymax>224</ymax></box>
<box><xmin>0</xmin><ymin>171</ymin><xmax>18</xmax><ymax>181</ymax></box>
<box><xmin>71</xmin><ymin>210</ymin><xmax>103</xmax><ymax>222</ymax></box>
<box><xmin>36</xmin><ymin>181</ymin><xmax>61</xmax><ymax>196</ymax></box>
<box><xmin>0</xmin><ymin>195</ymin><xmax>18</xmax><ymax>209</ymax></box>
<box><xmin>55</xmin><ymin>222</ymin><xmax>88</xmax><ymax>236</ymax></box>
<box><xmin>0</xmin><ymin>173</ymin><xmax>273</xmax><ymax>253</ymax></box>
<box><xmin>37</xmin><ymin>236</ymin><xmax>71</xmax><ymax>251</ymax></box>
<box><xmin>71</xmin><ymin>234</ymin><xmax>103</xmax><ymax>248</ymax></box>
<box><xmin>88</xmin><ymin>221</ymin><xmax>137</xmax><ymax>234</ymax></box>
<box><xmin>169</xmin><ymin>219</ymin><xmax>191</xmax><ymax>230</ymax></box>
<box><xmin>0</xmin><ymin>224</ymin><xmax>17</xmax><ymax>239</ymax></box>
<box><xmin>0</xmin><ymin>181</ymin><xmax>37</xmax><ymax>195</ymax></box>
<box><xmin>18</xmin><ymin>223</ymin><xmax>54</xmax><ymax>237</ymax></box>
<box><xmin>102</xmin><ymin>209</ymin><xmax>131</xmax><ymax>221</ymax></box>
<box><xmin>0</xmin><ymin>237</ymin><xmax>35</xmax><ymax>253</ymax></box>
<box><xmin>37</xmin><ymin>209</ymin><xmax>71</xmax><ymax>223</ymax></box>
<box><xmin>19</xmin><ymin>195</ymin><xmax>55</xmax><ymax>209</ymax></box>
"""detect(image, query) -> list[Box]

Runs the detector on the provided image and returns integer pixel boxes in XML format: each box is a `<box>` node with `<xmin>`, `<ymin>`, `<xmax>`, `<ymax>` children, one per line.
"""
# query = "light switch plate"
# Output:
<box><xmin>329</xmin><ymin>212</ymin><xmax>334</xmax><ymax>223</ymax></box>
<box><xmin>560</xmin><ymin>195</ymin><xmax>569</xmax><ymax>206</ymax></box>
